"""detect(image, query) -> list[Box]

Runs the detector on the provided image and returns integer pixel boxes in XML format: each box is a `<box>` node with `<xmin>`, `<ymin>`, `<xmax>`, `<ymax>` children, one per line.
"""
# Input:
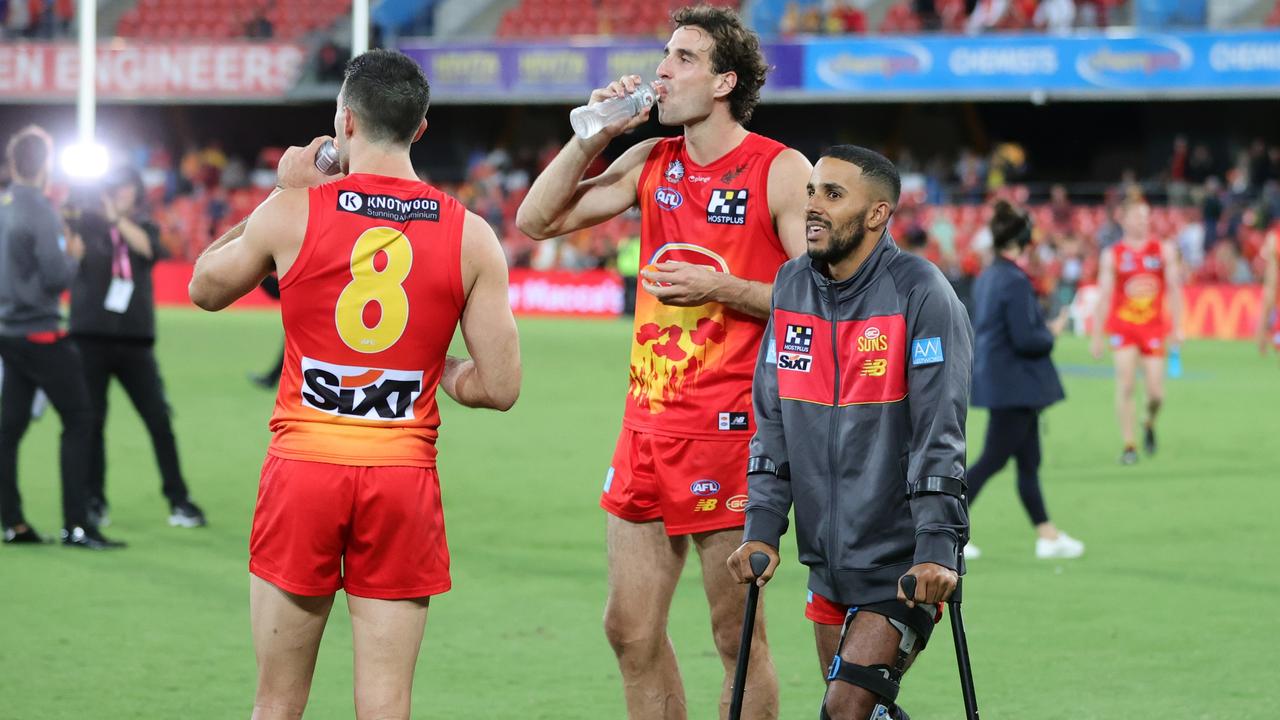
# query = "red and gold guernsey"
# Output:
<box><xmin>1106</xmin><ymin>238</ymin><xmax>1168</xmax><ymax>335</ymax></box>
<box><xmin>268</xmin><ymin>174</ymin><xmax>465</xmax><ymax>468</ymax></box>
<box><xmin>628</xmin><ymin>133</ymin><xmax>790</xmax><ymax>440</ymax></box>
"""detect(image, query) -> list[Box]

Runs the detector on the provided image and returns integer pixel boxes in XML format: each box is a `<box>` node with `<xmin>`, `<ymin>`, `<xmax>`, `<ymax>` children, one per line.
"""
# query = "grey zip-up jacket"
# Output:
<box><xmin>0</xmin><ymin>184</ymin><xmax>77</xmax><ymax>336</ymax></box>
<box><xmin>743</xmin><ymin>232</ymin><xmax>972</xmax><ymax>606</ymax></box>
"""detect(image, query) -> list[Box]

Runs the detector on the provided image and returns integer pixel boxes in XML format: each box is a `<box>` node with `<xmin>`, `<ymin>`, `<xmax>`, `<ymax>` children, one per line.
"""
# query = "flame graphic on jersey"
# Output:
<box><xmin>630</xmin><ymin>305</ymin><xmax>727</xmax><ymax>414</ymax></box>
<box><xmin>1118</xmin><ymin>275</ymin><xmax>1161</xmax><ymax>325</ymax></box>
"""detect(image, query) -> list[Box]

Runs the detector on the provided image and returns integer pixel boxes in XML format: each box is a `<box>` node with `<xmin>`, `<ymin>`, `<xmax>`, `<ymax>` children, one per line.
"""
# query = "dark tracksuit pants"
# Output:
<box><xmin>966</xmin><ymin>407</ymin><xmax>1049</xmax><ymax>526</ymax></box>
<box><xmin>0</xmin><ymin>336</ymin><xmax>93</xmax><ymax>529</ymax></box>
<box><xmin>74</xmin><ymin>337</ymin><xmax>190</xmax><ymax>506</ymax></box>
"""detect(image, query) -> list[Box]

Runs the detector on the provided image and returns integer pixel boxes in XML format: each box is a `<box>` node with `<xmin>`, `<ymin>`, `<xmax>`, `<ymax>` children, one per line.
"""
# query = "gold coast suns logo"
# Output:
<box><xmin>857</xmin><ymin>326</ymin><xmax>889</xmax><ymax>352</ymax></box>
<box><xmin>631</xmin><ymin>243</ymin><xmax>731</xmax><ymax>414</ymax></box>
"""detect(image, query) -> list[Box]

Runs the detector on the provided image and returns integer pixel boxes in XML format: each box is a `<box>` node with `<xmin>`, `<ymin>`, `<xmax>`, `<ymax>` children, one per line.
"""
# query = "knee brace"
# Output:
<box><xmin>819</xmin><ymin>607</ymin><xmax>921</xmax><ymax>720</ymax></box>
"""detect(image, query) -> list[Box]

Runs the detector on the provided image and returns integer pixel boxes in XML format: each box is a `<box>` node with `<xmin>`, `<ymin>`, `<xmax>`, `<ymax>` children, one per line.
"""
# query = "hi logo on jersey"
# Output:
<box><xmin>706</xmin><ymin>189</ymin><xmax>748</xmax><ymax>225</ymax></box>
<box><xmin>300</xmin><ymin>357</ymin><xmax>423</xmax><ymax>421</ymax></box>
<box><xmin>784</xmin><ymin>324</ymin><xmax>813</xmax><ymax>352</ymax></box>
<box><xmin>857</xmin><ymin>326</ymin><xmax>889</xmax><ymax>352</ymax></box>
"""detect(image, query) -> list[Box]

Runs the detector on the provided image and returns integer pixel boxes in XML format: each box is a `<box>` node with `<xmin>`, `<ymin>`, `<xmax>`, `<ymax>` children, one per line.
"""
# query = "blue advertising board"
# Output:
<box><xmin>398</xmin><ymin>31</ymin><xmax>1280</xmax><ymax>103</ymax></box>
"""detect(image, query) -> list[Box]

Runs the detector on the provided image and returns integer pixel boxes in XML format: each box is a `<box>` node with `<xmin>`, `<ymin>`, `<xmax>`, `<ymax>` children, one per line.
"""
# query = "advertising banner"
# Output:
<box><xmin>0</xmin><ymin>42</ymin><xmax>306</xmax><ymax>100</ymax></box>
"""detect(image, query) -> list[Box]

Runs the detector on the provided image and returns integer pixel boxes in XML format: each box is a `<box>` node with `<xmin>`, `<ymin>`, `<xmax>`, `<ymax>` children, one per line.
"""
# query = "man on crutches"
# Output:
<box><xmin>727</xmin><ymin>146</ymin><xmax>974</xmax><ymax>720</ymax></box>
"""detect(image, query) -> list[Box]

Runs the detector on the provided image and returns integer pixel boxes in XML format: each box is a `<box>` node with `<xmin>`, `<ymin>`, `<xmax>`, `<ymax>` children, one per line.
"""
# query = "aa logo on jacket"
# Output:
<box><xmin>707</xmin><ymin>189</ymin><xmax>748</xmax><ymax>225</ymax></box>
<box><xmin>911</xmin><ymin>337</ymin><xmax>944</xmax><ymax>366</ymax></box>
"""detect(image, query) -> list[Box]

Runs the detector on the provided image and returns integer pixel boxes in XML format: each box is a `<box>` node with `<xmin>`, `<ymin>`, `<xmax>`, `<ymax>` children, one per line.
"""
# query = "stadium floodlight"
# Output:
<box><xmin>61</xmin><ymin>142</ymin><xmax>110</xmax><ymax>180</ymax></box>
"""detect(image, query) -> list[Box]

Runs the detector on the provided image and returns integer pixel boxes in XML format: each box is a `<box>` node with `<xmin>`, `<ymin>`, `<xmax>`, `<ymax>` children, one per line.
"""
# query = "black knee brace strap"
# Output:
<box><xmin>826</xmin><ymin>657</ymin><xmax>901</xmax><ymax>702</ymax></box>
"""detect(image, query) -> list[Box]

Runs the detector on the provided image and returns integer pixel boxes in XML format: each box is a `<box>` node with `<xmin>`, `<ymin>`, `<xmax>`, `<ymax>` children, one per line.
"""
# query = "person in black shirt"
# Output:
<box><xmin>0</xmin><ymin>126</ymin><xmax>123</xmax><ymax>549</ymax></box>
<box><xmin>68</xmin><ymin>166</ymin><xmax>205</xmax><ymax>528</ymax></box>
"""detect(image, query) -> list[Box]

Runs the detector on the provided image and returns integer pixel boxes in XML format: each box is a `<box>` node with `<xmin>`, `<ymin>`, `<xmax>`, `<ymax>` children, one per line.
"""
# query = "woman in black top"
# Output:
<box><xmin>966</xmin><ymin>200</ymin><xmax>1081</xmax><ymax>560</ymax></box>
<box><xmin>68</xmin><ymin>167</ymin><xmax>205</xmax><ymax>529</ymax></box>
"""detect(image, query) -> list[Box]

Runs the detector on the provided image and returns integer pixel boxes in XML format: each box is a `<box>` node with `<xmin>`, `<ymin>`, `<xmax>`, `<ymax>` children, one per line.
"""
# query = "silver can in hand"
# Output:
<box><xmin>314</xmin><ymin>139</ymin><xmax>342</xmax><ymax>176</ymax></box>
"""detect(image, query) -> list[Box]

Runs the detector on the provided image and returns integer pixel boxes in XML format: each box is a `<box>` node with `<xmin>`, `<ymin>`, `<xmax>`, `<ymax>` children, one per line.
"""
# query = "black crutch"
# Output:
<box><xmin>728</xmin><ymin>552</ymin><xmax>771</xmax><ymax>720</ymax></box>
<box><xmin>900</xmin><ymin>574</ymin><xmax>979</xmax><ymax>720</ymax></box>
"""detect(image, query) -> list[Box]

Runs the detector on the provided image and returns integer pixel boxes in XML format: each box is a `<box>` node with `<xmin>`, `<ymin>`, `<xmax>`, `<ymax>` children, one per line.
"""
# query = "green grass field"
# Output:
<box><xmin>1</xmin><ymin>309</ymin><xmax>1277</xmax><ymax>719</ymax></box>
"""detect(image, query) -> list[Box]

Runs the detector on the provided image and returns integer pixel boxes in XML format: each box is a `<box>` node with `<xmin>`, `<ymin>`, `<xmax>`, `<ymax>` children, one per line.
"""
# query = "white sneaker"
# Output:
<box><xmin>1035</xmin><ymin>532</ymin><xmax>1084</xmax><ymax>559</ymax></box>
<box><xmin>963</xmin><ymin>542</ymin><xmax>981</xmax><ymax>560</ymax></box>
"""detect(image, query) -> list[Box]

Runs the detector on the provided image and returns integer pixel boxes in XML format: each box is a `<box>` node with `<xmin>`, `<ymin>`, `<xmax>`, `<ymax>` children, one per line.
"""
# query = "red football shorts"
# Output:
<box><xmin>1109</xmin><ymin>324</ymin><xmax>1165</xmax><ymax>357</ymax></box>
<box><xmin>250</xmin><ymin>455</ymin><xmax>451</xmax><ymax>600</ymax></box>
<box><xmin>806</xmin><ymin>590</ymin><xmax>943</xmax><ymax>625</ymax></box>
<box><xmin>601</xmin><ymin>428</ymin><xmax>750</xmax><ymax>536</ymax></box>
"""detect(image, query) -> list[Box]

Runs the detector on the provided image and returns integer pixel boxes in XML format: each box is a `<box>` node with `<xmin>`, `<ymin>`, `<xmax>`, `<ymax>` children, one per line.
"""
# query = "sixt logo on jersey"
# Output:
<box><xmin>706</xmin><ymin>189</ymin><xmax>748</xmax><ymax>225</ymax></box>
<box><xmin>777</xmin><ymin>352</ymin><xmax>812</xmax><ymax>372</ymax></box>
<box><xmin>300</xmin><ymin>357</ymin><xmax>424</xmax><ymax>421</ymax></box>
<box><xmin>655</xmin><ymin>187</ymin><xmax>684</xmax><ymax>211</ymax></box>
<box><xmin>690</xmin><ymin>480</ymin><xmax>721</xmax><ymax>496</ymax></box>
<box><xmin>337</xmin><ymin>191</ymin><xmax>439</xmax><ymax>223</ymax></box>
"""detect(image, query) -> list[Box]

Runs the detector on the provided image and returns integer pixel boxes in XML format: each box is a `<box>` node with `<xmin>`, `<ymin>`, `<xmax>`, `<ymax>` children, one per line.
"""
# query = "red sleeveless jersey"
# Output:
<box><xmin>627</xmin><ymin>133</ymin><xmax>790</xmax><ymax>439</ymax></box>
<box><xmin>1105</xmin><ymin>238</ymin><xmax>1168</xmax><ymax>334</ymax></box>
<box><xmin>268</xmin><ymin>174</ymin><xmax>465</xmax><ymax>468</ymax></box>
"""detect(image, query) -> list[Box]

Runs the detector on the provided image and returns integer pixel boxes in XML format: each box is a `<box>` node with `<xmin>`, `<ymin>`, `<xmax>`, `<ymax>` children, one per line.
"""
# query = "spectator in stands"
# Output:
<box><xmin>1034</xmin><ymin>0</ymin><xmax>1075</xmax><ymax>33</ymax></box>
<box><xmin>1187</xmin><ymin>143</ymin><xmax>1214</xmax><ymax>185</ymax></box>
<box><xmin>1207</xmin><ymin>241</ymin><xmax>1253</xmax><ymax>284</ymax></box>
<box><xmin>915</xmin><ymin>0</ymin><xmax>942</xmax><ymax>30</ymax></box>
<box><xmin>956</xmin><ymin>149</ymin><xmax>987</xmax><ymax>205</ymax></box>
<box><xmin>824</xmin><ymin>0</ymin><xmax>866</xmax><ymax>33</ymax></box>
<box><xmin>316</xmin><ymin>40</ymin><xmax>349</xmax><ymax>83</ymax></box>
<box><xmin>1166</xmin><ymin>135</ymin><xmax>1190</xmax><ymax>206</ymax></box>
<box><xmin>245</xmin><ymin>6</ymin><xmax>273</xmax><ymax>39</ymax></box>
<box><xmin>4</xmin><ymin>0</ymin><xmax>28</xmax><ymax>37</ymax></box>
<box><xmin>966</xmin><ymin>0</ymin><xmax>1010</xmax><ymax>33</ymax></box>
<box><xmin>1248</xmin><ymin>139</ymin><xmax>1272</xmax><ymax>198</ymax></box>
<box><xmin>1202</xmin><ymin>176</ymin><xmax>1224</xmax><ymax>247</ymax></box>
<box><xmin>1176</xmin><ymin>205</ymin><xmax>1206</xmax><ymax>273</ymax></box>
<box><xmin>67</xmin><ymin>167</ymin><xmax>206</xmax><ymax>529</ymax></box>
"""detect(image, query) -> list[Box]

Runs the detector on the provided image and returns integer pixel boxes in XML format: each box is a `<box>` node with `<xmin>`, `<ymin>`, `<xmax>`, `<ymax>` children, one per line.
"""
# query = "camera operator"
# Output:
<box><xmin>68</xmin><ymin>166</ymin><xmax>205</xmax><ymax>528</ymax></box>
<box><xmin>0</xmin><ymin>125</ymin><xmax>123</xmax><ymax>548</ymax></box>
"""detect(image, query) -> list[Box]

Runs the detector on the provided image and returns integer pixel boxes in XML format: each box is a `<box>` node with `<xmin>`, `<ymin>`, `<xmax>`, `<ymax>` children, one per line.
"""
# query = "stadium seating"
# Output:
<box><xmin>115</xmin><ymin>0</ymin><xmax>353</xmax><ymax>41</ymax></box>
<box><xmin>497</xmin><ymin>0</ymin><xmax>740</xmax><ymax>39</ymax></box>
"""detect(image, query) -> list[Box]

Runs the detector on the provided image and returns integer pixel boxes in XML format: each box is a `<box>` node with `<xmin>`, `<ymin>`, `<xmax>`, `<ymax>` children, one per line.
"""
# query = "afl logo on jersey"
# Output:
<box><xmin>665</xmin><ymin>159</ymin><xmax>685</xmax><ymax>184</ymax></box>
<box><xmin>655</xmin><ymin>187</ymin><xmax>683</xmax><ymax>211</ymax></box>
<box><xmin>339</xmin><ymin>191</ymin><xmax>364</xmax><ymax>212</ymax></box>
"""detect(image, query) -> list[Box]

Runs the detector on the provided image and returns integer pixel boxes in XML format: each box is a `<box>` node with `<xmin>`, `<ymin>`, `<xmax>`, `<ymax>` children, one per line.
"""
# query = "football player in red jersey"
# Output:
<box><xmin>1255</xmin><ymin>226</ymin><xmax>1278</xmax><ymax>358</ymax></box>
<box><xmin>1090</xmin><ymin>200</ymin><xmax>1183</xmax><ymax>465</ymax></box>
<box><xmin>517</xmin><ymin>6</ymin><xmax>809</xmax><ymax>718</ymax></box>
<box><xmin>190</xmin><ymin>50</ymin><xmax>520</xmax><ymax>719</ymax></box>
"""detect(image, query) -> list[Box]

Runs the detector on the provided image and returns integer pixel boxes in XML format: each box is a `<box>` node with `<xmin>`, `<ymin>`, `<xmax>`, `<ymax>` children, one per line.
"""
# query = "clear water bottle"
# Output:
<box><xmin>1167</xmin><ymin>345</ymin><xmax>1182</xmax><ymax>378</ymax></box>
<box><xmin>570</xmin><ymin>86</ymin><xmax>656</xmax><ymax>140</ymax></box>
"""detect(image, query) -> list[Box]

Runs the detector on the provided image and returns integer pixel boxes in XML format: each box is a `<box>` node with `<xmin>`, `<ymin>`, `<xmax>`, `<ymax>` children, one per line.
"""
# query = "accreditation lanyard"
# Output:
<box><xmin>104</xmin><ymin>227</ymin><xmax>135</xmax><ymax>314</ymax></box>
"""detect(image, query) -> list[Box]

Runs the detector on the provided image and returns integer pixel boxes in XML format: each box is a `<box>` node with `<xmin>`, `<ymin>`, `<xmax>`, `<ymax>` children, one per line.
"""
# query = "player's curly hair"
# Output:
<box><xmin>672</xmin><ymin>5</ymin><xmax>769</xmax><ymax>125</ymax></box>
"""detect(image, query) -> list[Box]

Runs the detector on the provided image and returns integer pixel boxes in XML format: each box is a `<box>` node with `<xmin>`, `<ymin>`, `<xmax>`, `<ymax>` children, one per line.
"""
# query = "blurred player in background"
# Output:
<box><xmin>1091</xmin><ymin>199</ymin><xmax>1183</xmax><ymax>465</ymax></box>
<box><xmin>189</xmin><ymin>50</ymin><xmax>520</xmax><ymax>719</ymax></box>
<box><xmin>1256</xmin><ymin>226</ymin><xmax>1278</xmax><ymax>358</ymax></box>
<box><xmin>517</xmin><ymin>6</ymin><xmax>810</xmax><ymax>717</ymax></box>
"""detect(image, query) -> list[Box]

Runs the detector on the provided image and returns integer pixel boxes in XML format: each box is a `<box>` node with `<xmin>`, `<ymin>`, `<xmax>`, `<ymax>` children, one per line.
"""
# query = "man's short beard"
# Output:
<box><xmin>808</xmin><ymin>212</ymin><xmax>869</xmax><ymax>266</ymax></box>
